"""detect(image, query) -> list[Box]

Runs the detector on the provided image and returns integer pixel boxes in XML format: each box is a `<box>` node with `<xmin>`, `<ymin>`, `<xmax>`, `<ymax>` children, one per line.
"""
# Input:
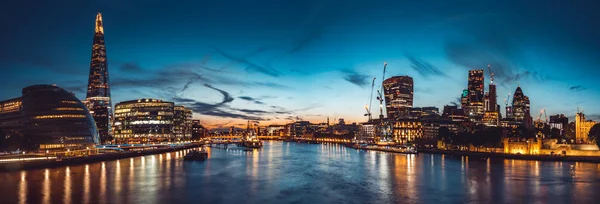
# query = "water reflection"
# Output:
<box><xmin>2</xmin><ymin>142</ymin><xmax>600</xmax><ymax>204</ymax></box>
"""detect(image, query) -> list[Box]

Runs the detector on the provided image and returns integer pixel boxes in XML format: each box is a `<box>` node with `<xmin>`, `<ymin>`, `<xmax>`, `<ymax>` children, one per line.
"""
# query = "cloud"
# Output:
<box><xmin>238</xmin><ymin>96</ymin><xmax>265</xmax><ymax>105</ymax></box>
<box><xmin>406</xmin><ymin>55</ymin><xmax>450</xmax><ymax>78</ymax></box>
<box><xmin>341</xmin><ymin>69</ymin><xmax>369</xmax><ymax>87</ymax></box>
<box><xmin>119</xmin><ymin>62</ymin><xmax>143</xmax><ymax>72</ymax></box>
<box><xmin>569</xmin><ymin>85</ymin><xmax>587</xmax><ymax>92</ymax></box>
<box><xmin>213</xmin><ymin>47</ymin><xmax>280</xmax><ymax>77</ymax></box>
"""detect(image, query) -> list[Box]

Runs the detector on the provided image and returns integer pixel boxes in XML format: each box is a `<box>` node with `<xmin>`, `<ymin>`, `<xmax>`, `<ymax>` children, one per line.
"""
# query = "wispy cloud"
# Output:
<box><xmin>341</xmin><ymin>69</ymin><xmax>369</xmax><ymax>87</ymax></box>
<box><xmin>569</xmin><ymin>85</ymin><xmax>587</xmax><ymax>92</ymax></box>
<box><xmin>119</xmin><ymin>62</ymin><xmax>143</xmax><ymax>72</ymax></box>
<box><xmin>406</xmin><ymin>55</ymin><xmax>450</xmax><ymax>78</ymax></box>
<box><xmin>213</xmin><ymin>47</ymin><xmax>280</xmax><ymax>77</ymax></box>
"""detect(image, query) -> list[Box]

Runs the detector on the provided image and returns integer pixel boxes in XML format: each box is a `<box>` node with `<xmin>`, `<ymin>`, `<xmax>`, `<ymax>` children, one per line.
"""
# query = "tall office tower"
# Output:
<box><xmin>382</xmin><ymin>76</ymin><xmax>414</xmax><ymax>119</ymax></box>
<box><xmin>467</xmin><ymin>70</ymin><xmax>484</xmax><ymax>121</ymax></box>
<box><xmin>86</xmin><ymin>13</ymin><xmax>113</xmax><ymax>144</ymax></box>
<box><xmin>512</xmin><ymin>86</ymin><xmax>531</xmax><ymax>126</ymax></box>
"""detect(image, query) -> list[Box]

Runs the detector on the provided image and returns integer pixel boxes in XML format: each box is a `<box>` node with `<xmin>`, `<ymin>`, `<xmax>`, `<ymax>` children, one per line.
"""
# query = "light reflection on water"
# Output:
<box><xmin>1</xmin><ymin>141</ymin><xmax>600</xmax><ymax>204</ymax></box>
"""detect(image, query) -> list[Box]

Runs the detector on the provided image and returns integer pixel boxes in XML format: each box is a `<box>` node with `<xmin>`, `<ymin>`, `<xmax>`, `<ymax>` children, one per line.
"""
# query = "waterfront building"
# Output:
<box><xmin>191</xmin><ymin>120</ymin><xmax>206</xmax><ymax>140</ymax></box>
<box><xmin>422</xmin><ymin>119</ymin><xmax>459</xmax><ymax>140</ymax></box>
<box><xmin>0</xmin><ymin>85</ymin><xmax>99</xmax><ymax>151</ymax></box>
<box><xmin>265</xmin><ymin>125</ymin><xmax>285</xmax><ymax>136</ymax></box>
<box><xmin>575</xmin><ymin>111</ymin><xmax>597</xmax><ymax>143</ymax></box>
<box><xmin>287</xmin><ymin>121</ymin><xmax>312</xmax><ymax>138</ymax></box>
<box><xmin>85</xmin><ymin>13</ymin><xmax>113</xmax><ymax>144</ymax></box>
<box><xmin>357</xmin><ymin>122</ymin><xmax>377</xmax><ymax>143</ymax></box>
<box><xmin>173</xmin><ymin>106</ymin><xmax>193</xmax><ymax>140</ymax></box>
<box><xmin>383</xmin><ymin>76</ymin><xmax>413</xmax><ymax>119</ymax></box>
<box><xmin>466</xmin><ymin>70</ymin><xmax>485</xmax><ymax>122</ymax></box>
<box><xmin>392</xmin><ymin>118</ymin><xmax>423</xmax><ymax>144</ymax></box>
<box><xmin>112</xmin><ymin>99</ymin><xmax>192</xmax><ymax>143</ymax></box>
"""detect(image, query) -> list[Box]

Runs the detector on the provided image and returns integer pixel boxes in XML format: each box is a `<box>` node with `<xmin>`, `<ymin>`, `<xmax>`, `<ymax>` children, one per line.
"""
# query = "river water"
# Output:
<box><xmin>1</xmin><ymin>141</ymin><xmax>600</xmax><ymax>204</ymax></box>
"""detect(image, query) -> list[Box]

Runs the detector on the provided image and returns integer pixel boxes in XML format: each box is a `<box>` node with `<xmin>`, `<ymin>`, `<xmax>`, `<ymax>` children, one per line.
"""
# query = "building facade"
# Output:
<box><xmin>0</xmin><ymin>85</ymin><xmax>99</xmax><ymax>151</ymax></box>
<box><xmin>549</xmin><ymin>114</ymin><xmax>568</xmax><ymax>134</ymax></box>
<box><xmin>511</xmin><ymin>86</ymin><xmax>532</xmax><ymax>127</ymax></box>
<box><xmin>191</xmin><ymin>120</ymin><xmax>206</xmax><ymax>140</ymax></box>
<box><xmin>466</xmin><ymin>70</ymin><xmax>484</xmax><ymax>122</ymax></box>
<box><xmin>575</xmin><ymin>112</ymin><xmax>597</xmax><ymax>143</ymax></box>
<box><xmin>392</xmin><ymin>118</ymin><xmax>423</xmax><ymax>144</ymax></box>
<box><xmin>383</xmin><ymin>76</ymin><xmax>414</xmax><ymax>119</ymax></box>
<box><xmin>86</xmin><ymin>13</ymin><xmax>113</xmax><ymax>144</ymax></box>
<box><xmin>173</xmin><ymin>106</ymin><xmax>193</xmax><ymax>140</ymax></box>
<box><xmin>113</xmin><ymin>99</ymin><xmax>192</xmax><ymax>143</ymax></box>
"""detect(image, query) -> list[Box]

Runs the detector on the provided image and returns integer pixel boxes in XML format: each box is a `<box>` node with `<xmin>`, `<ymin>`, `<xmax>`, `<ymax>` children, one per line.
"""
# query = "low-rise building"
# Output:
<box><xmin>0</xmin><ymin>85</ymin><xmax>99</xmax><ymax>151</ymax></box>
<box><xmin>112</xmin><ymin>98</ymin><xmax>193</xmax><ymax>144</ymax></box>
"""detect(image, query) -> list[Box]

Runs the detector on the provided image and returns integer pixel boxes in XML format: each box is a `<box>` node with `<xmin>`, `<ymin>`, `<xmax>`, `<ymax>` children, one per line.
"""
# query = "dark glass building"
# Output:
<box><xmin>383</xmin><ymin>76</ymin><xmax>414</xmax><ymax>119</ymax></box>
<box><xmin>512</xmin><ymin>86</ymin><xmax>532</xmax><ymax>126</ymax></box>
<box><xmin>466</xmin><ymin>69</ymin><xmax>484</xmax><ymax>121</ymax></box>
<box><xmin>85</xmin><ymin>12</ymin><xmax>113</xmax><ymax>144</ymax></box>
<box><xmin>0</xmin><ymin>85</ymin><xmax>99</xmax><ymax>151</ymax></box>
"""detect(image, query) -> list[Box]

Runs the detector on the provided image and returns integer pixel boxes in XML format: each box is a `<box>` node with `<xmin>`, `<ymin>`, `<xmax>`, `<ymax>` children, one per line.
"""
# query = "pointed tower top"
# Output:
<box><xmin>95</xmin><ymin>12</ymin><xmax>104</xmax><ymax>34</ymax></box>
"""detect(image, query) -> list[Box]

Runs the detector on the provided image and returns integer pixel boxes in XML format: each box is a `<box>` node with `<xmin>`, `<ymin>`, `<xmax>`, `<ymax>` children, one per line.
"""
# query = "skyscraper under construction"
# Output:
<box><xmin>86</xmin><ymin>13</ymin><xmax>113</xmax><ymax>144</ymax></box>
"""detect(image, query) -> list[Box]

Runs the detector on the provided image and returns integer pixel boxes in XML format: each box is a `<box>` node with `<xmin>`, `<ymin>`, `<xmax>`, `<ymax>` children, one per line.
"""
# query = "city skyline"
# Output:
<box><xmin>1</xmin><ymin>0</ymin><xmax>599</xmax><ymax>129</ymax></box>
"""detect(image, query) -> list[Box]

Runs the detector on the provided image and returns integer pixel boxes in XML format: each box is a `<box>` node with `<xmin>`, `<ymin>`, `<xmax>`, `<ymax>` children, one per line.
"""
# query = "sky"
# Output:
<box><xmin>1</xmin><ymin>0</ymin><xmax>599</xmax><ymax>129</ymax></box>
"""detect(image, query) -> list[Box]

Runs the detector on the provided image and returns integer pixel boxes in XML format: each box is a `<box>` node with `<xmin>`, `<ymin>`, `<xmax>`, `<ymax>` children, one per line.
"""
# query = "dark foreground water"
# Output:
<box><xmin>1</xmin><ymin>141</ymin><xmax>600</xmax><ymax>204</ymax></box>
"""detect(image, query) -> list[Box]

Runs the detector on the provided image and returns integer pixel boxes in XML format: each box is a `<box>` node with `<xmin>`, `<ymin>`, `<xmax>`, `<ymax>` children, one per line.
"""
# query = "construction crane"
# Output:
<box><xmin>536</xmin><ymin>108</ymin><xmax>548</xmax><ymax>123</ymax></box>
<box><xmin>364</xmin><ymin>77</ymin><xmax>376</xmax><ymax>121</ymax></box>
<box><xmin>377</xmin><ymin>62</ymin><xmax>387</xmax><ymax>120</ymax></box>
<box><xmin>504</xmin><ymin>93</ymin><xmax>511</xmax><ymax>117</ymax></box>
<box><xmin>487</xmin><ymin>64</ymin><xmax>494</xmax><ymax>84</ymax></box>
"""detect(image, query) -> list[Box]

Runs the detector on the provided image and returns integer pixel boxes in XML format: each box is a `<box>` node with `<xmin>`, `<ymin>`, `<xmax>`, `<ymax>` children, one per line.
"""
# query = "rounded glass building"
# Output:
<box><xmin>0</xmin><ymin>85</ymin><xmax>99</xmax><ymax>151</ymax></box>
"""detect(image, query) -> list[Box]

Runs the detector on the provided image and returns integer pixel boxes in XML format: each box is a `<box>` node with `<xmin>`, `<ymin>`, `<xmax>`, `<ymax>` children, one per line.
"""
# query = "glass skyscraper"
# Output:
<box><xmin>85</xmin><ymin>13</ymin><xmax>113</xmax><ymax>144</ymax></box>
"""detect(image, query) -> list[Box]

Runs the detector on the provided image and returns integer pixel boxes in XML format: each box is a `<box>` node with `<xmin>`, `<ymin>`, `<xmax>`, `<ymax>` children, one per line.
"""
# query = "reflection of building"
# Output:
<box><xmin>392</xmin><ymin>118</ymin><xmax>422</xmax><ymax>144</ymax></box>
<box><xmin>86</xmin><ymin>13</ymin><xmax>113</xmax><ymax>144</ymax></box>
<box><xmin>113</xmin><ymin>99</ymin><xmax>192</xmax><ymax>143</ymax></box>
<box><xmin>0</xmin><ymin>85</ymin><xmax>99</xmax><ymax>150</ymax></box>
<box><xmin>575</xmin><ymin>112</ymin><xmax>597</xmax><ymax>143</ymax></box>
<box><xmin>466</xmin><ymin>70</ymin><xmax>484</xmax><ymax>122</ymax></box>
<box><xmin>383</xmin><ymin>76</ymin><xmax>413</xmax><ymax>119</ymax></box>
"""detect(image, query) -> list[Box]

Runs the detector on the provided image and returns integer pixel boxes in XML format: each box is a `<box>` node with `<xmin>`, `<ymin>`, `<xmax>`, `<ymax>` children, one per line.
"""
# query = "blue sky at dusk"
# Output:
<box><xmin>1</xmin><ymin>0</ymin><xmax>599</xmax><ymax>128</ymax></box>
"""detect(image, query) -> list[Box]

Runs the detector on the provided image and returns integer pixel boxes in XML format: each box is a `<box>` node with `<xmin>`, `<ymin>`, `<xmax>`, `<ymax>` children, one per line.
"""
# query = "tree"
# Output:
<box><xmin>588</xmin><ymin>123</ymin><xmax>600</xmax><ymax>148</ymax></box>
<box><xmin>438</xmin><ymin>127</ymin><xmax>453</xmax><ymax>141</ymax></box>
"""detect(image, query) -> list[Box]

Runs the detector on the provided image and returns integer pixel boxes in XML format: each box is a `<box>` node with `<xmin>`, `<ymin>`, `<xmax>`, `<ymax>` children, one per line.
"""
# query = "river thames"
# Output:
<box><xmin>1</xmin><ymin>141</ymin><xmax>600</xmax><ymax>204</ymax></box>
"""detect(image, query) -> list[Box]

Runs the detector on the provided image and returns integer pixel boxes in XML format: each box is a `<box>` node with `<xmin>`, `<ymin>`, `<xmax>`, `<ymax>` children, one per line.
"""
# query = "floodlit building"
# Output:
<box><xmin>85</xmin><ymin>12</ymin><xmax>113</xmax><ymax>144</ymax></box>
<box><xmin>392</xmin><ymin>118</ymin><xmax>423</xmax><ymax>144</ymax></box>
<box><xmin>113</xmin><ymin>99</ymin><xmax>193</xmax><ymax>143</ymax></box>
<box><xmin>0</xmin><ymin>85</ymin><xmax>99</xmax><ymax>151</ymax></box>
<box><xmin>575</xmin><ymin>111</ymin><xmax>597</xmax><ymax>143</ymax></box>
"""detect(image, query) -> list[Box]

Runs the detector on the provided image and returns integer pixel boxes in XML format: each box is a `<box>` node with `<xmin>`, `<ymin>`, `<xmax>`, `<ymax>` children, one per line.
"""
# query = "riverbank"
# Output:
<box><xmin>0</xmin><ymin>143</ymin><xmax>203</xmax><ymax>172</ymax></box>
<box><xmin>418</xmin><ymin>149</ymin><xmax>600</xmax><ymax>163</ymax></box>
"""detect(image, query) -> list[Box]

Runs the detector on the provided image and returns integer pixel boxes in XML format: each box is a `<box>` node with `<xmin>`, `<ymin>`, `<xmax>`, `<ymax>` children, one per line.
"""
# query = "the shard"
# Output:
<box><xmin>85</xmin><ymin>12</ymin><xmax>113</xmax><ymax>144</ymax></box>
